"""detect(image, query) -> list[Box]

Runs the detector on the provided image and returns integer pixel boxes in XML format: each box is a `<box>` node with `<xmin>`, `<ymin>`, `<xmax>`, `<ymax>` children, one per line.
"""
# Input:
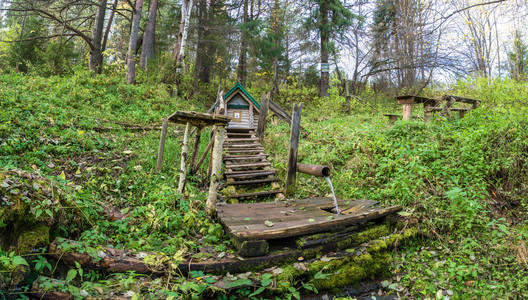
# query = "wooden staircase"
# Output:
<box><xmin>223</xmin><ymin>127</ymin><xmax>282</xmax><ymax>201</ymax></box>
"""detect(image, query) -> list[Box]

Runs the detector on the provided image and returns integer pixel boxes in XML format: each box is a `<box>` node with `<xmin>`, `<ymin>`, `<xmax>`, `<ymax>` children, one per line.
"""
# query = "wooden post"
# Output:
<box><xmin>189</xmin><ymin>127</ymin><xmax>202</xmax><ymax>174</ymax></box>
<box><xmin>284</xmin><ymin>103</ymin><xmax>303</xmax><ymax>197</ymax></box>
<box><xmin>257</xmin><ymin>92</ymin><xmax>269</xmax><ymax>139</ymax></box>
<box><xmin>206</xmin><ymin>125</ymin><xmax>226</xmax><ymax>215</ymax></box>
<box><xmin>178</xmin><ymin>122</ymin><xmax>191</xmax><ymax>194</ymax></box>
<box><xmin>156</xmin><ymin>118</ymin><xmax>169</xmax><ymax>172</ymax></box>
<box><xmin>423</xmin><ymin>101</ymin><xmax>433</xmax><ymax>121</ymax></box>
<box><xmin>402</xmin><ymin>103</ymin><xmax>412</xmax><ymax>120</ymax></box>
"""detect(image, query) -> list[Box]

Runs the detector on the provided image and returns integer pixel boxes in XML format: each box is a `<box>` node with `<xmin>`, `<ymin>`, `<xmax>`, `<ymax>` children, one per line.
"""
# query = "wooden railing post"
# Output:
<box><xmin>284</xmin><ymin>103</ymin><xmax>303</xmax><ymax>197</ymax></box>
<box><xmin>178</xmin><ymin>122</ymin><xmax>191</xmax><ymax>194</ymax></box>
<box><xmin>156</xmin><ymin>118</ymin><xmax>169</xmax><ymax>172</ymax></box>
<box><xmin>257</xmin><ymin>92</ymin><xmax>269</xmax><ymax>139</ymax></box>
<box><xmin>206</xmin><ymin>125</ymin><xmax>226</xmax><ymax>215</ymax></box>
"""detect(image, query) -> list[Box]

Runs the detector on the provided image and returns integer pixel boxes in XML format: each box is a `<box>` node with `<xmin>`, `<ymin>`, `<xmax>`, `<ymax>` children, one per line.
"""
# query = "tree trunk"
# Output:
<box><xmin>126</xmin><ymin>0</ymin><xmax>144</xmax><ymax>84</ymax></box>
<box><xmin>89</xmin><ymin>0</ymin><xmax>107</xmax><ymax>74</ymax></box>
<box><xmin>140</xmin><ymin>0</ymin><xmax>158</xmax><ymax>71</ymax></box>
<box><xmin>237</xmin><ymin>0</ymin><xmax>249</xmax><ymax>85</ymax></box>
<box><xmin>102</xmin><ymin>0</ymin><xmax>118</xmax><ymax>53</ymax></box>
<box><xmin>319</xmin><ymin>0</ymin><xmax>329</xmax><ymax>97</ymax></box>
<box><xmin>271</xmin><ymin>0</ymin><xmax>280</xmax><ymax>97</ymax></box>
<box><xmin>194</xmin><ymin>0</ymin><xmax>212</xmax><ymax>85</ymax></box>
<box><xmin>172</xmin><ymin>0</ymin><xmax>193</xmax><ymax>65</ymax></box>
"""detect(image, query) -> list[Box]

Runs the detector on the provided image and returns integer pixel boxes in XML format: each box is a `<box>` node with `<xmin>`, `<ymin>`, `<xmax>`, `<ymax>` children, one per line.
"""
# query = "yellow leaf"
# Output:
<box><xmin>78</xmin><ymin>130</ymin><xmax>85</xmax><ymax>135</ymax></box>
<box><xmin>75</xmin><ymin>169</ymin><xmax>81</xmax><ymax>175</ymax></box>
<box><xmin>59</xmin><ymin>171</ymin><xmax>66</xmax><ymax>180</ymax></box>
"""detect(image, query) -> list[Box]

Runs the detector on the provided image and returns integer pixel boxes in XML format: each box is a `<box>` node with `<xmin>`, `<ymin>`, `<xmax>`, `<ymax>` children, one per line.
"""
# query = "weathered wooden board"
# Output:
<box><xmin>167</xmin><ymin>111</ymin><xmax>231</xmax><ymax>127</ymax></box>
<box><xmin>217</xmin><ymin>198</ymin><xmax>402</xmax><ymax>241</ymax></box>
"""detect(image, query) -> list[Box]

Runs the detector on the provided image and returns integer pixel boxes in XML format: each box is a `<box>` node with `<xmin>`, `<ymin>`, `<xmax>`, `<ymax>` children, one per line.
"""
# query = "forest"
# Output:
<box><xmin>1</xmin><ymin>0</ymin><xmax>528</xmax><ymax>299</ymax></box>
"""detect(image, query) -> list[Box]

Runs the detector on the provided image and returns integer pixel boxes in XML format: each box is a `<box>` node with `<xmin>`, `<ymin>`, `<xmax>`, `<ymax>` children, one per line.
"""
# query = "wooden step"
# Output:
<box><xmin>226</xmin><ymin>162</ymin><xmax>271</xmax><ymax>169</ymax></box>
<box><xmin>226</xmin><ymin>138</ymin><xmax>259</xmax><ymax>143</ymax></box>
<box><xmin>226</xmin><ymin>132</ymin><xmax>254</xmax><ymax>137</ymax></box>
<box><xmin>226</xmin><ymin>149</ymin><xmax>265</xmax><ymax>154</ymax></box>
<box><xmin>226</xmin><ymin>127</ymin><xmax>256</xmax><ymax>133</ymax></box>
<box><xmin>230</xmin><ymin>190</ymin><xmax>282</xmax><ymax>199</ymax></box>
<box><xmin>226</xmin><ymin>143</ymin><xmax>262</xmax><ymax>148</ymax></box>
<box><xmin>223</xmin><ymin>154</ymin><xmax>269</xmax><ymax>161</ymax></box>
<box><xmin>225</xmin><ymin>170</ymin><xmax>277</xmax><ymax>179</ymax></box>
<box><xmin>229</xmin><ymin>178</ymin><xmax>279</xmax><ymax>186</ymax></box>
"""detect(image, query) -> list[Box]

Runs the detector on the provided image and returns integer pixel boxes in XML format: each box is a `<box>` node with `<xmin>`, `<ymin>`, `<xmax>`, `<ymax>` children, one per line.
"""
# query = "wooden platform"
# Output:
<box><xmin>217</xmin><ymin>197</ymin><xmax>402</xmax><ymax>256</ymax></box>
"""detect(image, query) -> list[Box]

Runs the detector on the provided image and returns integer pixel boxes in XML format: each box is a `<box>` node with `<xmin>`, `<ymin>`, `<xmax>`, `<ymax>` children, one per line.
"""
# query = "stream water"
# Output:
<box><xmin>324</xmin><ymin>176</ymin><xmax>340</xmax><ymax>214</ymax></box>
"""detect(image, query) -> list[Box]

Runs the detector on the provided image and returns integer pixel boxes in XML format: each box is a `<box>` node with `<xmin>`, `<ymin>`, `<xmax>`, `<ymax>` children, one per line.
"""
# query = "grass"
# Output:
<box><xmin>1</xmin><ymin>72</ymin><xmax>528</xmax><ymax>298</ymax></box>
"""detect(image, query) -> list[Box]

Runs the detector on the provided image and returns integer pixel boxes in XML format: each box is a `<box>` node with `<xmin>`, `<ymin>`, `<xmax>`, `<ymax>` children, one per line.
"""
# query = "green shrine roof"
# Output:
<box><xmin>224</xmin><ymin>82</ymin><xmax>260</xmax><ymax>110</ymax></box>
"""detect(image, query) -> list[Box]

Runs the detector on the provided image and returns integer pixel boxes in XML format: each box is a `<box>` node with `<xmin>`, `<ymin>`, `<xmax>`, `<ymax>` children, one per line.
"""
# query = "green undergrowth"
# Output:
<box><xmin>1</xmin><ymin>73</ymin><xmax>528</xmax><ymax>298</ymax></box>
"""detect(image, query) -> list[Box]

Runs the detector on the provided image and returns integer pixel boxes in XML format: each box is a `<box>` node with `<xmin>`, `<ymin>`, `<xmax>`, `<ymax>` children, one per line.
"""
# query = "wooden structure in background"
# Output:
<box><xmin>223</xmin><ymin>82</ymin><xmax>261</xmax><ymax>129</ymax></box>
<box><xmin>217</xmin><ymin>197</ymin><xmax>402</xmax><ymax>256</ymax></box>
<box><xmin>390</xmin><ymin>94</ymin><xmax>482</xmax><ymax>122</ymax></box>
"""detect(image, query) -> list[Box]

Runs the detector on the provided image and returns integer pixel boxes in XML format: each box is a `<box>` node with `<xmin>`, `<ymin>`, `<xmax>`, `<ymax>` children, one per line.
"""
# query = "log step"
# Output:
<box><xmin>230</xmin><ymin>190</ymin><xmax>283</xmax><ymax>199</ymax></box>
<box><xmin>226</xmin><ymin>138</ymin><xmax>260</xmax><ymax>143</ymax></box>
<box><xmin>226</xmin><ymin>132</ymin><xmax>254</xmax><ymax>137</ymax></box>
<box><xmin>229</xmin><ymin>178</ymin><xmax>279</xmax><ymax>186</ymax></box>
<box><xmin>225</xmin><ymin>170</ymin><xmax>277</xmax><ymax>179</ymax></box>
<box><xmin>223</xmin><ymin>154</ymin><xmax>269</xmax><ymax>161</ymax></box>
<box><xmin>227</xmin><ymin>143</ymin><xmax>263</xmax><ymax>148</ymax></box>
<box><xmin>226</xmin><ymin>149</ymin><xmax>265</xmax><ymax>154</ymax></box>
<box><xmin>226</xmin><ymin>162</ymin><xmax>271</xmax><ymax>169</ymax></box>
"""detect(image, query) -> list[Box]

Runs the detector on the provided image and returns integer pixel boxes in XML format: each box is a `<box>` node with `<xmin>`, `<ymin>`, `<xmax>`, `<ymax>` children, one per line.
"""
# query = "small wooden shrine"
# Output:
<box><xmin>223</xmin><ymin>82</ymin><xmax>261</xmax><ymax>129</ymax></box>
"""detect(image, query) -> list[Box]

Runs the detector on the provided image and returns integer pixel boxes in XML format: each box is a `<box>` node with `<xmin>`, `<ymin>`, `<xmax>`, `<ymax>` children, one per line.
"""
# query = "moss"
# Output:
<box><xmin>238</xmin><ymin>240</ymin><xmax>269</xmax><ymax>257</ymax></box>
<box><xmin>15</xmin><ymin>223</ymin><xmax>50</xmax><ymax>254</ymax></box>
<box><xmin>336</xmin><ymin>223</ymin><xmax>391</xmax><ymax>250</ymax></box>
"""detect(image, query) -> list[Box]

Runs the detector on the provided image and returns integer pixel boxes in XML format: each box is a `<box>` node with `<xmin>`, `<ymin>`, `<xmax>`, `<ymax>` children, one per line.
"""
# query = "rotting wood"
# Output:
<box><xmin>257</xmin><ymin>92</ymin><xmax>269</xmax><ymax>139</ymax></box>
<box><xmin>192</xmin><ymin>132</ymin><xmax>215</xmax><ymax>174</ymax></box>
<box><xmin>156</xmin><ymin>118</ymin><xmax>168</xmax><ymax>172</ymax></box>
<box><xmin>177</xmin><ymin>122</ymin><xmax>191</xmax><ymax>194</ymax></box>
<box><xmin>230</xmin><ymin>189</ymin><xmax>282</xmax><ymax>199</ymax></box>
<box><xmin>284</xmin><ymin>103</ymin><xmax>303</xmax><ymax>197</ymax></box>
<box><xmin>229</xmin><ymin>178</ymin><xmax>279</xmax><ymax>185</ymax></box>
<box><xmin>223</xmin><ymin>154</ymin><xmax>269</xmax><ymax>160</ymax></box>
<box><xmin>225</xmin><ymin>171</ymin><xmax>277</xmax><ymax>179</ymax></box>
<box><xmin>216</xmin><ymin>198</ymin><xmax>402</xmax><ymax>241</ymax></box>
<box><xmin>206</xmin><ymin>125</ymin><xmax>225</xmax><ymax>215</ymax></box>
<box><xmin>32</xmin><ymin>276</ymin><xmax>74</xmax><ymax>300</ymax></box>
<box><xmin>225</xmin><ymin>162</ymin><xmax>271</xmax><ymax>169</ymax></box>
<box><xmin>189</xmin><ymin>127</ymin><xmax>202</xmax><ymax>174</ymax></box>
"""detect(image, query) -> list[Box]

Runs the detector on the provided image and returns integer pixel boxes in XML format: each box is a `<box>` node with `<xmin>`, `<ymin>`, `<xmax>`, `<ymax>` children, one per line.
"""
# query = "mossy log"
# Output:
<box><xmin>31</xmin><ymin>276</ymin><xmax>74</xmax><ymax>300</ymax></box>
<box><xmin>48</xmin><ymin>223</ymin><xmax>416</xmax><ymax>276</ymax></box>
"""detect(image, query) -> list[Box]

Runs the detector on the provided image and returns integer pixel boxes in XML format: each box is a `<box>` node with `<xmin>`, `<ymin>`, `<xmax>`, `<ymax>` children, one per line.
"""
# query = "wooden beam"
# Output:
<box><xmin>156</xmin><ymin>118</ymin><xmax>169</xmax><ymax>172</ymax></box>
<box><xmin>284</xmin><ymin>103</ymin><xmax>303</xmax><ymax>197</ymax></box>
<box><xmin>256</xmin><ymin>92</ymin><xmax>269</xmax><ymax>139</ymax></box>
<box><xmin>178</xmin><ymin>122</ymin><xmax>191</xmax><ymax>194</ymax></box>
<box><xmin>206</xmin><ymin>125</ymin><xmax>226</xmax><ymax>215</ymax></box>
<box><xmin>189</xmin><ymin>127</ymin><xmax>202</xmax><ymax>174</ymax></box>
<box><xmin>192</xmin><ymin>132</ymin><xmax>215</xmax><ymax>174</ymax></box>
<box><xmin>402</xmin><ymin>103</ymin><xmax>412</xmax><ymax>121</ymax></box>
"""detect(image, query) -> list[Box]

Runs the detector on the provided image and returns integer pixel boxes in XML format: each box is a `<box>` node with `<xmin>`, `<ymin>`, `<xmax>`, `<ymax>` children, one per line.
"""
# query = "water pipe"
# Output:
<box><xmin>297</xmin><ymin>164</ymin><xmax>331</xmax><ymax>177</ymax></box>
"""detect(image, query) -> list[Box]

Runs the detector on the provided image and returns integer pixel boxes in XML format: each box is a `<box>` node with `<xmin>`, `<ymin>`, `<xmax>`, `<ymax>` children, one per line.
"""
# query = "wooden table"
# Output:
<box><xmin>395</xmin><ymin>95</ymin><xmax>439</xmax><ymax>121</ymax></box>
<box><xmin>393</xmin><ymin>95</ymin><xmax>482</xmax><ymax>121</ymax></box>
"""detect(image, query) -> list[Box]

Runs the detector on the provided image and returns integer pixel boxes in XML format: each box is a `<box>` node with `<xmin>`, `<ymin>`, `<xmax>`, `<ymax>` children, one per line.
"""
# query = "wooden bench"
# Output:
<box><xmin>384</xmin><ymin>114</ymin><xmax>401</xmax><ymax>124</ymax></box>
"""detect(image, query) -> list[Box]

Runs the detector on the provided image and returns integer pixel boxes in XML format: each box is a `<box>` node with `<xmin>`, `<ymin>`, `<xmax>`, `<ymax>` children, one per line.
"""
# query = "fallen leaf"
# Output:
<box><xmin>123</xmin><ymin>150</ymin><xmax>133</xmax><ymax>154</ymax></box>
<box><xmin>264</xmin><ymin>220</ymin><xmax>274</xmax><ymax>227</ymax></box>
<box><xmin>308</xmin><ymin>218</ymin><xmax>315</xmax><ymax>222</ymax></box>
<box><xmin>58</xmin><ymin>171</ymin><xmax>66</xmax><ymax>180</ymax></box>
<box><xmin>244</xmin><ymin>217</ymin><xmax>251</xmax><ymax>221</ymax></box>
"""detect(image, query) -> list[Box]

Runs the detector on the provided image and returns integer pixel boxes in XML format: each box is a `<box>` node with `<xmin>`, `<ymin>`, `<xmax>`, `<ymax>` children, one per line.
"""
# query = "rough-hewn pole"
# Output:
<box><xmin>156</xmin><ymin>118</ymin><xmax>169</xmax><ymax>171</ymax></box>
<box><xmin>206</xmin><ymin>125</ymin><xmax>226</xmax><ymax>215</ymax></box>
<box><xmin>178</xmin><ymin>122</ymin><xmax>191</xmax><ymax>194</ymax></box>
<box><xmin>257</xmin><ymin>92</ymin><xmax>269</xmax><ymax>139</ymax></box>
<box><xmin>284</xmin><ymin>103</ymin><xmax>303</xmax><ymax>197</ymax></box>
<box><xmin>189</xmin><ymin>127</ymin><xmax>202</xmax><ymax>174</ymax></box>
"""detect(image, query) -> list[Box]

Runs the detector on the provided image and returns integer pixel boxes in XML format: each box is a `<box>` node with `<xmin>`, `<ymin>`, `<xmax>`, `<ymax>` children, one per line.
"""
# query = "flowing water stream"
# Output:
<box><xmin>324</xmin><ymin>176</ymin><xmax>340</xmax><ymax>214</ymax></box>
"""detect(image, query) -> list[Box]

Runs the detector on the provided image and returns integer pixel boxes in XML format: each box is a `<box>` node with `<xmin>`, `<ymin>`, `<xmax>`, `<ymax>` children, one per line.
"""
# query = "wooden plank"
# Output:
<box><xmin>224</xmin><ymin>154</ymin><xmax>269</xmax><ymax>159</ymax></box>
<box><xmin>216</xmin><ymin>198</ymin><xmax>401</xmax><ymax>241</ymax></box>
<box><xmin>226</xmin><ymin>149</ymin><xmax>265</xmax><ymax>154</ymax></box>
<box><xmin>257</xmin><ymin>92</ymin><xmax>269</xmax><ymax>139</ymax></box>
<box><xmin>168</xmin><ymin>111</ymin><xmax>231</xmax><ymax>127</ymax></box>
<box><xmin>284</xmin><ymin>103</ymin><xmax>303</xmax><ymax>197</ymax></box>
<box><xmin>225</xmin><ymin>169</ymin><xmax>277</xmax><ymax>175</ymax></box>
<box><xmin>230</xmin><ymin>190</ymin><xmax>282</xmax><ymax>198</ymax></box>
<box><xmin>226</xmin><ymin>162</ymin><xmax>271</xmax><ymax>169</ymax></box>
<box><xmin>225</xmin><ymin>171</ymin><xmax>276</xmax><ymax>179</ymax></box>
<box><xmin>226</xmin><ymin>143</ymin><xmax>262</xmax><ymax>148</ymax></box>
<box><xmin>229</xmin><ymin>205</ymin><xmax>402</xmax><ymax>241</ymax></box>
<box><xmin>155</xmin><ymin>118</ymin><xmax>169</xmax><ymax>172</ymax></box>
<box><xmin>229</xmin><ymin>178</ymin><xmax>278</xmax><ymax>185</ymax></box>
<box><xmin>226</xmin><ymin>132</ymin><xmax>254</xmax><ymax>137</ymax></box>
<box><xmin>225</xmin><ymin>138</ymin><xmax>259</xmax><ymax>143</ymax></box>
